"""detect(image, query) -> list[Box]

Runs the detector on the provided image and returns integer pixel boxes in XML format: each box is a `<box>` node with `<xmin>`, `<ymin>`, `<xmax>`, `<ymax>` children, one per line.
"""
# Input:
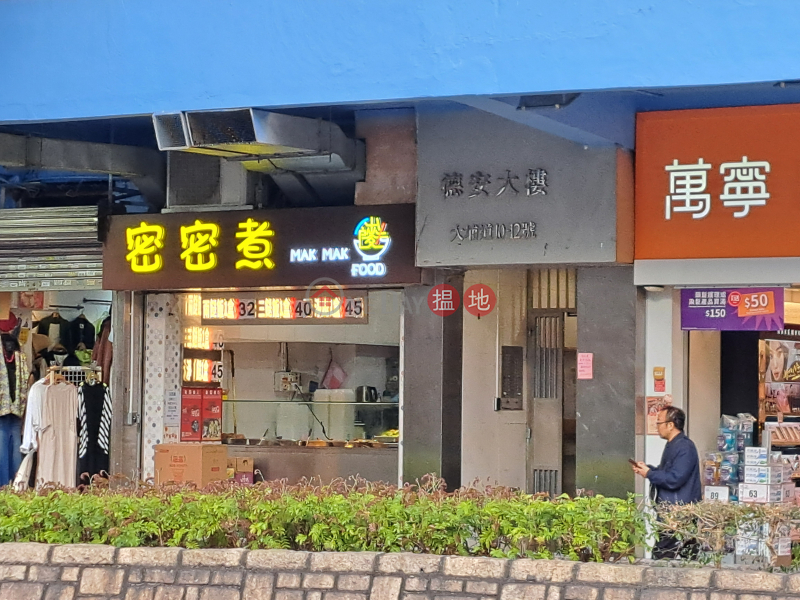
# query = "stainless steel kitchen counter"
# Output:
<box><xmin>226</xmin><ymin>444</ymin><xmax>398</xmax><ymax>484</ymax></box>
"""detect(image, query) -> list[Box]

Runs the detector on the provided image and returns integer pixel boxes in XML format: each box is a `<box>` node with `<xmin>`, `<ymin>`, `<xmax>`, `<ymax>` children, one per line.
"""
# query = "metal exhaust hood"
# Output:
<box><xmin>152</xmin><ymin>108</ymin><xmax>360</xmax><ymax>174</ymax></box>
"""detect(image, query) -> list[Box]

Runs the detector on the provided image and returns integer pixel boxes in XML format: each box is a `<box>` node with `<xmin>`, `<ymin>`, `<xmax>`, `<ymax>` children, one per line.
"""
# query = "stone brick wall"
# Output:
<box><xmin>0</xmin><ymin>544</ymin><xmax>799</xmax><ymax>600</ymax></box>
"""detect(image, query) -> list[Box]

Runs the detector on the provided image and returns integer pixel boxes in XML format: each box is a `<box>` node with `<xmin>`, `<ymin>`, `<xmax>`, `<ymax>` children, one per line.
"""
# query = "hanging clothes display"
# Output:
<box><xmin>67</xmin><ymin>315</ymin><xmax>95</xmax><ymax>353</ymax></box>
<box><xmin>0</xmin><ymin>334</ymin><xmax>28</xmax><ymax>486</ymax></box>
<box><xmin>0</xmin><ymin>313</ymin><xmax>20</xmax><ymax>337</ymax></box>
<box><xmin>37</xmin><ymin>381</ymin><xmax>78</xmax><ymax>488</ymax></box>
<box><xmin>35</xmin><ymin>312</ymin><xmax>70</xmax><ymax>350</ymax></box>
<box><xmin>29</xmin><ymin>333</ymin><xmax>51</xmax><ymax>383</ymax></box>
<box><xmin>92</xmin><ymin>316</ymin><xmax>112</xmax><ymax>385</ymax></box>
<box><xmin>77</xmin><ymin>380</ymin><xmax>111</xmax><ymax>484</ymax></box>
<box><xmin>21</xmin><ymin>378</ymin><xmax>46</xmax><ymax>455</ymax></box>
<box><xmin>19</xmin><ymin>378</ymin><xmax>46</xmax><ymax>490</ymax></box>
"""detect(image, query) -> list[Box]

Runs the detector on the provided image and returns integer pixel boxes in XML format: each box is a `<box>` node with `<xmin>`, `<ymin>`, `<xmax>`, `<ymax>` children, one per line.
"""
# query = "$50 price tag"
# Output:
<box><xmin>737</xmin><ymin>291</ymin><xmax>775</xmax><ymax>318</ymax></box>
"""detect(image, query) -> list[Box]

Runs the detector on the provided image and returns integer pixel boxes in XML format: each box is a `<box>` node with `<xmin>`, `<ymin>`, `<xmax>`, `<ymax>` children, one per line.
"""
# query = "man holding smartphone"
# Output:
<box><xmin>632</xmin><ymin>406</ymin><xmax>701</xmax><ymax>558</ymax></box>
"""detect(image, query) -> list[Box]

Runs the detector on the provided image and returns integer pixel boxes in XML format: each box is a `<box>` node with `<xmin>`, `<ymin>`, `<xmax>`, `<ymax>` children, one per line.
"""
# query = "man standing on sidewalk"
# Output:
<box><xmin>632</xmin><ymin>406</ymin><xmax>702</xmax><ymax>558</ymax></box>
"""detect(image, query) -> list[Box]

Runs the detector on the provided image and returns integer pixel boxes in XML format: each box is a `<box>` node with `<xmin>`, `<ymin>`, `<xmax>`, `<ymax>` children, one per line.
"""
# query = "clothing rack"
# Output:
<box><xmin>48</xmin><ymin>365</ymin><xmax>102</xmax><ymax>385</ymax></box>
<box><xmin>82</xmin><ymin>299</ymin><xmax>112</xmax><ymax>305</ymax></box>
<box><xmin>44</xmin><ymin>304</ymin><xmax>84</xmax><ymax>311</ymax></box>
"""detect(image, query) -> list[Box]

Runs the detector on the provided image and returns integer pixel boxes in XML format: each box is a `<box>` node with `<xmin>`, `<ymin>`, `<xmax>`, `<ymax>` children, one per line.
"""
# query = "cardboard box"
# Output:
<box><xmin>180</xmin><ymin>388</ymin><xmax>202</xmax><ymax>442</ymax></box>
<box><xmin>744</xmin><ymin>447</ymin><xmax>769</xmax><ymax>466</ymax></box>
<box><xmin>736</xmin><ymin>521</ymin><xmax>792</xmax><ymax>566</ymax></box>
<box><xmin>226</xmin><ymin>457</ymin><xmax>236</xmax><ymax>479</ymax></box>
<box><xmin>232</xmin><ymin>456</ymin><xmax>254</xmax><ymax>485</ymax></box>
<box><xmin>743</xmin><ymin>465</ymin><xmax>786</xmax><ymax>485</ymax></box>
<box><xmin>783</xmin><ymin>482</ymin><xmax>795</xmax><ymax>503</ymax></box>
<box><xmin>154</xmin><ymin>443</ymin><xmax>227</xmax><ymax>487</ymax></box>
<box><xmin>202</xmin><ymin>388</ymin><xmax>222</xmax><ymax>442</ymax></box>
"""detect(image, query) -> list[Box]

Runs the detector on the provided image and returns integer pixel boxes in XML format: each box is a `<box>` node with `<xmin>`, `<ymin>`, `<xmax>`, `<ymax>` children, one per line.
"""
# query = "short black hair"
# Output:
<box><xmin>660</xmin><ymin>406</ymin><xmax>685</xmax><ymax>431</ymax></box>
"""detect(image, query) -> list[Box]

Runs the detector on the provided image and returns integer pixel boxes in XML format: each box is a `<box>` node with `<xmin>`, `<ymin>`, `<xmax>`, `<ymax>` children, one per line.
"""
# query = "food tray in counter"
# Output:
<box><xmin>374</xmin><ymin>435</ymin><xmax>399</xmax><ymax>444</ymax></box>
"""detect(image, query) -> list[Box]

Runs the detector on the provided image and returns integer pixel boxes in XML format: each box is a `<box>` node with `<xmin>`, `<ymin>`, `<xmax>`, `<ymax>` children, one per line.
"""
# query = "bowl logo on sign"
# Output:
<box><xmin>351</xmin><ymin>216</ymin><xmax>391</xmax><ymax>277</ymax></box>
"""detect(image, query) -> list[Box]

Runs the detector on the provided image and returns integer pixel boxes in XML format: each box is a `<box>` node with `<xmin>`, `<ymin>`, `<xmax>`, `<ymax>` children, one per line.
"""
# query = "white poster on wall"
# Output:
<box><xmin>164</xmin><ymin>390</ymin><xmax>180</xmax><ymax>428</ymax></box>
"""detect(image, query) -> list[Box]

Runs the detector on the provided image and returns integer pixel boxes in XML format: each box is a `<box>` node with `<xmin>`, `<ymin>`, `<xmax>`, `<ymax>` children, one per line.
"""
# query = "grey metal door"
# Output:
<box><xmin>527</xmin><ymin>313</ymin><xmax>564</xmax><ymax>496</ymax></box>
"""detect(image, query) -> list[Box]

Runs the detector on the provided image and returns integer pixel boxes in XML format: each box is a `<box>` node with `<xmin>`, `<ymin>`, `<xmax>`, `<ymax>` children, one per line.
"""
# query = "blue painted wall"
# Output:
<box><xmin>2</xmin><ymin>0</ymin><xmax>800</xmax><ymax>122</ymax></box>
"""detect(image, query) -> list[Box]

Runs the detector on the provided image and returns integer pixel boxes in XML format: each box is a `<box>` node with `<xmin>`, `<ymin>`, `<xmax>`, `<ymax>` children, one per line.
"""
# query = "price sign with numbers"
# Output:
<box><xmin>237</xmin><ymin>299</ymin><xmax>257</xmax><ymax>319</ymax></box>
<box><xmin>704</xmin><ymin>485</ymin><xmax>730</xmax><ymax>503</ymax></box>
<box><xmin>681</xmin><ymin>288</ymin><xmax>783</xmax><ymax>331</ymax></box>
<box><xmin>202</xmin><ymin>293</ymin><xmax>368</xmax><ymax>324</ymax></box>
<box><xmin>737</xmin><ymin>291</ymin><xmax>776</xmax><ymax>317</ymax></box>
<box><xmin>293</xmin><ymin>299</ymin><xmax>313</xmax><ymax>319</ymax></box>
<box><xmin>211</xmin><ymin>361</ymin><xmax>224</xmax><ymax>382</ymax></box>
<box><xmin>345</xmin><ymin>298</ymin><xmax>364</xmax><ymax>318</ymax></box>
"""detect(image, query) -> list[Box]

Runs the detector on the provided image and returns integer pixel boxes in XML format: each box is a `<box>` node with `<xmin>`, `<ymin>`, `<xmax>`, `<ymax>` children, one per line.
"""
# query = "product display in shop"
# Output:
<box><xmin>703</xmin><ymin>413</ymin><xmax>757</xmax><ymax>502</ymax></box>
<box><xmin>77</xmin><ymin>378</ymin><xmax>112</xmax><ymax>484</ymax></box>
<box><xmin>701</xmin><ymin>415</ymin><xmax>799</xmax><ymax>507</ymax></box>
<box><xmin>30</xmin><ymin>312</ymin><xmax>110</xmax><ymax>371</ymax></box>
<box><xmin>0</xmin><ymin>333</ymin><xmax>28</xmax><ymax>486</ymax></box>
<box><xmin>31</xmin><ymin>377</ymin><xmax>79</xmax><ymax>489</ymax></box>
<box><xmin>702</xmin><ymin>414</ymin><xmax>798</xmax><ymax>566</ymax></box>
<box><xmin>18</xmin><ymin>365</ymin><xmax>114</xmax><ymax>490</ymax></box>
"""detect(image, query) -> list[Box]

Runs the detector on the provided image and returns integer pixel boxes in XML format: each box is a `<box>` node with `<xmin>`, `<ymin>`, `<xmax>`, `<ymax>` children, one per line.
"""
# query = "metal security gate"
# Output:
<box><xmin>527</xmin><ymin>313</ymin><xmax>564</xmax><ymax>496</ymax></box>
<box><xmin>0</xmin><ymin>207</ymin><xmax>102</xmax><ymax>291</ymax></box>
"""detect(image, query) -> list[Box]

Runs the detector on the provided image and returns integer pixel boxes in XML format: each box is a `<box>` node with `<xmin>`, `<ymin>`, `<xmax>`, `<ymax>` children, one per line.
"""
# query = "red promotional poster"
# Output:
<box><xmin>202</xmin><ymin>388</ymin><xmax>223</xmax><ymax>442</ymax></box>
<box><xmin>180</xmin><ymin>388</ymin><xmax>202</xmax><ymax>442</ymax></box>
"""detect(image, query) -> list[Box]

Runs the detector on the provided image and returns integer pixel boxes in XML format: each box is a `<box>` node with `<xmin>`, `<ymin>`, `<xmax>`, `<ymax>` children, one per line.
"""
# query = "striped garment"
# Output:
<box><xmin>77</xmin><ymin>382</ymin><xmax>112</xmax><ymax>459</ymax></box>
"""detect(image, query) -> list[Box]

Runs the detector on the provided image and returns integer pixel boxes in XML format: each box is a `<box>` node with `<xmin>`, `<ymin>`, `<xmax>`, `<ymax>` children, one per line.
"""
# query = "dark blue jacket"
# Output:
<box><xmin>647</xmin><ymin>431</ymin><xmax>702</xmax><ymax>504</ymax></box>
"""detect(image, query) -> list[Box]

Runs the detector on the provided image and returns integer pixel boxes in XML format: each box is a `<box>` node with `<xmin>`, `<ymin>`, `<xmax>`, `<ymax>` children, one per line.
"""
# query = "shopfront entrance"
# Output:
<box><xmin>415</xmin><ymin>105</ymin><xmax>636</xmax><ymax>497</ymax></box>
<box><xmin>635</xmin><ymin>104</ymin><xmax>800</xmax><ymax>502</ymax></box>
<box><xmin>103</xmin><ymin>203</ymin><xmax>426</xmax><ymax>485</ymax></box>
<box><xmin>0</xmin><ymin>205</ymin><xmax>114</xmax><ymax>489</ymax></box>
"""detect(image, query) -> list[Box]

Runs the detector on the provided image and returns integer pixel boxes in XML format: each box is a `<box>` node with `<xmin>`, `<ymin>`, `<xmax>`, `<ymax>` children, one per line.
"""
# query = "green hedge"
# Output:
<box><xmin>0</xmin><ymin>478</ymin><xmax>644</xmax><ymax>561</ymax></box>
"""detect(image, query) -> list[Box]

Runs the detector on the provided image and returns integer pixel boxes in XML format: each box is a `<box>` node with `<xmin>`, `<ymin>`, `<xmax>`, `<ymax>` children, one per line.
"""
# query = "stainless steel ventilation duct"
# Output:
<box><xmin>153</xmin><ymin>109</ymin><xmax>361</xmax><ymax>175</ymax></box>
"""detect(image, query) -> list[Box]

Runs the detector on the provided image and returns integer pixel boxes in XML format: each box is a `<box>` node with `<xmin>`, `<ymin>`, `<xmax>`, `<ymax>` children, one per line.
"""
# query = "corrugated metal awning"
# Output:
<box><xmin>0</xmin><ymin>207</ymin><xmax>102</xmax><ymax>291</ymax></box>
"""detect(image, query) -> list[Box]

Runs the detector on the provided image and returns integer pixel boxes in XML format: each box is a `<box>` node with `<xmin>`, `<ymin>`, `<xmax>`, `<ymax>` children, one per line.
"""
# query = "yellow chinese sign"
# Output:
<box><xmin>125</xmin><ymin>222</ymin><xmax>165</xmax><ymax>273</ymax></box>
<box><xmin>258</xmin><ymin>297</ymin><xmax>295</xmax><ymax>319</ymax></box>
<box><xmin>183</xmin><ymin>326</ymin><xmax>211</xmax><ymax>350</ymax></box>
<box><xmin>353</xmin><ymin>216</ymin><xmax>391</xmax><ymax>260</ymax></box>
<box><xmin>108</xmin><ymin>207</ymin><xmax>415</xmax><ymax>288</ymax></box>
<box><xmin>180</xmin><ymin>220</ymin><xmax>220</xmax><ymax>271</ymax></box>
<box><xmin>199</xmin><ymin>295</ymin><xmax>365</xmax><ymax>321</ymax></box>
<box><xmin>202</xmin><ymin>298</ymin><xmax>237</xmax><ymax>320</ymax></box>
<box><xmin>236</xmin><ymin>218</ymin><xmax>276</xmax><ymax>270</ymax></box>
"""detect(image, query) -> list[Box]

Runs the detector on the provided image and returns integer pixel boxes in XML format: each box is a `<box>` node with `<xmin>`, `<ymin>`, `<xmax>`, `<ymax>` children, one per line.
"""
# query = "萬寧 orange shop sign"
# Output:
<box><xmin>635</xmin><ymin>104</ymin><xmax>800</xmax><ymax>260</ymax></box>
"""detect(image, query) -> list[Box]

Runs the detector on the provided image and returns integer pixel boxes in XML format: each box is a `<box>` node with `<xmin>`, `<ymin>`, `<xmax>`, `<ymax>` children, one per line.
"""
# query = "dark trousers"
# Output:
<box><xmin>0</xmin><ymin>415</ymin><xmax>21</xmax><ymax>487</ymax></box>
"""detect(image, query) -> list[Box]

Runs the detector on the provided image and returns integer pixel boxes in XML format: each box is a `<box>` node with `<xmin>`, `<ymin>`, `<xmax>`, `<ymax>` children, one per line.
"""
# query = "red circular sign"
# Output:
<box><xmin>427</xmin><ymin>284</ymin><xmax>460</xmax><ymax>317</ymax></box>
<box><xmin>728</xmin><ymin>291</ymin><xmax>741</xmax><ymax>307</ymax></box>
<box><xmin>464</xmin><ymin>284</ymin><xmax>497</xmax><ymax>317</ymax></box>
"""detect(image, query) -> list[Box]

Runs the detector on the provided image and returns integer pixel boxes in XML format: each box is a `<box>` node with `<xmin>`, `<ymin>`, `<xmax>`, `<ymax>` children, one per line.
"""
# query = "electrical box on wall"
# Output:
<box><xmin>498</xmin><ymin>346</ymin><xmax>524</xmax><ymax>410</ymax></box>
<box><xmin>274</xmin><ymin>371</ymin><xmax>300</xmax><ymax>392</ymax></box>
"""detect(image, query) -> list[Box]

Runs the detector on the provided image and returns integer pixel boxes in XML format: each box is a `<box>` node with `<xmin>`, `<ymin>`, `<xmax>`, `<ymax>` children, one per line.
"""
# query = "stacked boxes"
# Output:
<box><xmin>226</xmin><ymin>457</ymin><xmax>254</xmax><ymax>484</ymax></box>
<box><xmin>738</xmin><ymin>451</ymin><xmax>793</xmax><ymax>504</ymax></box>
<box><xmin>736</xmin><ymin>520</ymin><xmax>792</xmax><ymax>567</ymax></box>
<box><xmin>234</xmin><ymin>457</ymin><xmax>254</xmax><ymax>485</ymax></box>
<box><xmin>736</xmin><ymin>449</ymin><xmax>793</xmax><ymax>567</ymax></box>
<box><xmin>704</xmin><ymin>414</ymin><xmax>758</xmax><ymax>502</ymax></box>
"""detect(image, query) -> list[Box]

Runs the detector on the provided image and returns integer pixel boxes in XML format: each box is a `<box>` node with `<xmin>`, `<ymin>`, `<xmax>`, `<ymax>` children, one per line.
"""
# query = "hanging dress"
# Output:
<box><xmin>37</xmin><ymin>382</ymin><xmax>78</xmax><ymax>488</ymax></box>
<box><xmin>77</xmin><ymin>382</ymin><xmax>112</xmax><ymax>484</ymax></box>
